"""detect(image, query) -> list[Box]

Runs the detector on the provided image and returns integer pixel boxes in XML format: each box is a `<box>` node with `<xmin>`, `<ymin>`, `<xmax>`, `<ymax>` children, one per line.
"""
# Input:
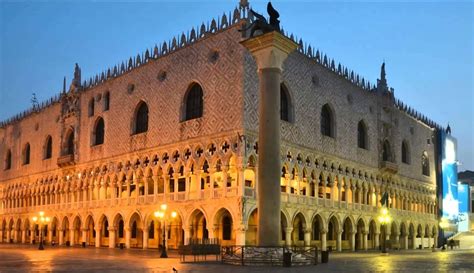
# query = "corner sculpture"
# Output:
<box><xmin>240</xmin><ymin>2</ymin><xmax>280</xmax><ymax>38</ymax></box>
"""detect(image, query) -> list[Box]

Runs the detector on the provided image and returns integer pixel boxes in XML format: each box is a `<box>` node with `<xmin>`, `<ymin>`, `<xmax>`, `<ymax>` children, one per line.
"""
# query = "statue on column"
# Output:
<box><xmin>240</xmin><ymin>2</ymin><xmax>281</xmax><ymax>38</ymax></box>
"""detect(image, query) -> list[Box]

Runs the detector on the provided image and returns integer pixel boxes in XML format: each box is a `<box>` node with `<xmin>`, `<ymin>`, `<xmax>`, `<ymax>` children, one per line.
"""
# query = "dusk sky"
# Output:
<box><xmin>0</xmin><ymin>0</ymin><xmax>472</xmax><ymax>171</ymax></box>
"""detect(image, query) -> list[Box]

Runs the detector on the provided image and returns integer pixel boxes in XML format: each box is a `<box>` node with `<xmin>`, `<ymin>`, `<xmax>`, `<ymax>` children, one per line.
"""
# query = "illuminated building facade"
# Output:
<box><xmin>0</xmin><ymin>3</ymin><xmax>442</xmax><ymax>251</ymax></box>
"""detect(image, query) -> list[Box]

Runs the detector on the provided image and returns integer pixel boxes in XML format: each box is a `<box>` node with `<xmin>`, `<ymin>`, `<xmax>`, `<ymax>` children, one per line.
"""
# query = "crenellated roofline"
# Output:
<box><xmin>0</xmin><ymin>3</ymin><xmax>442</xmax><ymax>131</ymax></box>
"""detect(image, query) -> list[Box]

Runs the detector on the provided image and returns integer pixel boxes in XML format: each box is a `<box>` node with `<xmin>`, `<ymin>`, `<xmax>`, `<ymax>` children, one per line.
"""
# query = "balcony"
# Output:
<box><xmin>57</xmin><ymin>154</ymin><xmax>75</xmax><ymax>167</ymax></box>
<box><xmin>380</xmin><ymin>160</ymin><xmax>398</xmax><ymax>173</ymax></box>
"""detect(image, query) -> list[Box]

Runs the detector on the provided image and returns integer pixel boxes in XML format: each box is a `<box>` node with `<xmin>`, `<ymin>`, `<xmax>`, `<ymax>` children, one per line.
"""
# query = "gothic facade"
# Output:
<box><xmin>0</xmin><ymin>5</ymin><xmax>440</xmax><ymax>251</ymax></box>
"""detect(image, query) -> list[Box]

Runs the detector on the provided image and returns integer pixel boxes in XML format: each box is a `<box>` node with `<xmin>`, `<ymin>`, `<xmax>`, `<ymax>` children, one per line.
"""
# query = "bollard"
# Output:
<box><xmin>283</xmin><ymin>252</ymin><xmax>292</xmax><ymax>267</ymax></box>
<box><xmin>66</xmin><ymin>241</ymin><xmax>70</xmax><ymax>247</ymax></box>
<box><xmin>321</xmin><ymin>251</ymin><xmax>329</xmax><ymax>263</ymax></box>
<box><xmin>82</xmin><ymin>242</ymin><xmax>86</xmax><ymax>248</ymax></box>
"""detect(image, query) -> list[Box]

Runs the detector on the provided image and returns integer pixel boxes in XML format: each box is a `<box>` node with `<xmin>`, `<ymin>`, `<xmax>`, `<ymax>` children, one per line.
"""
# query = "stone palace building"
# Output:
<box><xmin>0</xmin><ymin>2</ymin><xmax>442</xmax><ymax>251</ymax></box>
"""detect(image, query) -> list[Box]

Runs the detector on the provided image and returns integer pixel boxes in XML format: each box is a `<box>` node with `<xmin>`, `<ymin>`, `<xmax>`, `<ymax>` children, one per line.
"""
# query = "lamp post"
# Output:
<box><xmin>378</xmin><ymin>207</ymin><xmax>391</xmax><ymax>254</ymax></box>
<box><xmin>32</xmin><ymin>211</ymin><xmax>50</xmax><ymax>250</ymax></box>
<box><xmin>154</xmin><ymin>204</ymin><xmax>177</xmax><ymax>258</ymax></box>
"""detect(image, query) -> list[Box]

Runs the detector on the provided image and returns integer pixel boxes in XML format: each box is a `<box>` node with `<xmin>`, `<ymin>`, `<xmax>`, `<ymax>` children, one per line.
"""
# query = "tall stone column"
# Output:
<box><xmin>374</xmin><ymin>232</ymin><xmax>380</xmax><ymax>248</ymax></box>
<box><xmin>304</xmin><ymin>228</ymin><xmax>312</xmax><ymax>247</ymax></box>
<box><xmin>58</xmin><ymin>229</ymin><xmax>64</xmax><ymax>245</ymax></box>
<box><xmin>0</xmin><ymin>230</ymin><xmax>3</xmax><ymax>243</ymax></box>
<box><xmin>350</xmin><ymin>232</ymin><xmax>356</xmax><ymax>251</ymax></box>
<box><xmin>363</xmin><ymin>231</ymin><xmax>368</xmax><ymax>250</ymax></box>
<box><xmin>285</xmin><ymin>228</ymin><xmax>293</xmax><ymax>246</ymax></box>
<box><xmin>69</xmin><ymin>228</ymin><xmax>75</xmax><ymax>245</ymax></box>
<box><xmin>336</xmin><ymin>231</ymin><xmax>342</xmax><ymax>251</ymax></box>
<box><xmin>125</xmin><ymin>227</ymin><xmax>131</xmax><ymax>249</ymax></box>
<box><xmin>95</xmin><ymin>227</ymin><xmax>101</xmax><ymax>247</ymax></box>
<box><xmin>142</xmin><ymin>227</ymin><xmax>149</xmax><ymax>249</ymax></box>
<box><xmin>21</xmin><ymin>230</ymin><xmax>26</xmax><ymax>243</ymax></box>
<box><xmin>241</xmin><ymin>31</ymin><xmax>297</xmax><ymax>247</ymax></box>
<box><xmin>183</xmin><ymin>226</ymin><xmax>191</xmax><ymax>245</ymax></box>
<box><xmin>109</xmin><ymin>228</ymin><xmax>116</xmax><ymax>248</ymax></box>
<box><xmin>321</xmin><ymin>230</ymin><xmax>327</xmax><ymax>251</ymax></box>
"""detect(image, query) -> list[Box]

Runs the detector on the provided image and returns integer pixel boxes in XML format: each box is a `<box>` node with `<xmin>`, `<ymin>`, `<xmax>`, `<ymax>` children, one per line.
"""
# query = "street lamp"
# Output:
<box><xmin>378</xmin><ymin>207</ymin><xmax>391</xmax><ymax>254</ymax></box>
<box><xmin>154</xmin><ymin>204</ymin><xmax>177</xmax><ymax>258</ymax></box>
<box><xmin>32</xmin><ymin>211</ymin><xmax>50</xmax><ymax>250</ymax></box>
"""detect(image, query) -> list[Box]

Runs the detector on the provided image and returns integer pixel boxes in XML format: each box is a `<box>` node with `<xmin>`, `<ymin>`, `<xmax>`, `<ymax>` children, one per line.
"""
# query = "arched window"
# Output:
<box><xmin>357</xmin><ymin>120</ymin><xmax>368</xmax><ymax>149</ymax></box>
<box><xmin>320</xmin><ymin>104</ymin><xmax>334</xmax><ymax>137</ymax></box>
<box><xmin>382</xmin><ymin>140</ymin><xmax>391</xmax><ymax>162</ymax></box>
<box><xmin>280</xmin><ymin>83</ymin><xmax>291</xmax><ymax>122</ymax></box>
<box><xmin>22</xmin><ymin>143</ymin><xmax>30</xmax><ymax>165</ymax></box>
<box><xmin>222</xmin><ymin>216</ymin><xmax>232</xmax><ymax>240</ymax></box>
<box><xmin>133</xmin><ymin>101</ymin><xmax>148</xmax><ymax>134</ymax></box>
<box><xmin>184</xmin><ymin>83</ymin><xmax>203</xmax><ymax>121</ymax></box>
<box><xmin>88</xmin><ymin>98</ymin><xmax>95</xmax><ymax>117</ymax></box>
<box><xmin>422</xmin><ymin>152</ymin><xmax>430</xmax><ymax>176</ymax></box>
<box><xmin>402</xmin><ymin>140</ymin><xmax>410</xmax><ymax>164</ymax></box>
<box><xmin>65</xmin><ymin>130</ymin><xmax>74</xmax><ymax>155</ymax></box>
<box><xmin>4</xmin><ymin>149</ymin><xmax>11</xmax><ymax>170</ymax></box>
<box><xmin>93</xmin><ymin>117</ymin><xmax>105</xmax><ymax>145</ymax></box>
<box><xmin>103</xmin><ymin>92</ymin><xmax>110</xmax><ymax>111</ymax></box>
<box><xmin>44</xmin><ymin>136</ymin><xmax>52</xmax><ymax>159</ymax></box>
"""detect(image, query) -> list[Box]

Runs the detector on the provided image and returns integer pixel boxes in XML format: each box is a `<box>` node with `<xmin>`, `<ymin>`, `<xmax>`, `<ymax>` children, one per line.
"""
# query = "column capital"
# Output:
<box><xmin>285</xmin><ymin>227</ymin><xmax>293</xmax><ymax>233</ymax></box>
<box><xmin>240</xmin><ymin>31</ymin><xmax>298</xmax><ymax>70</ymax></box>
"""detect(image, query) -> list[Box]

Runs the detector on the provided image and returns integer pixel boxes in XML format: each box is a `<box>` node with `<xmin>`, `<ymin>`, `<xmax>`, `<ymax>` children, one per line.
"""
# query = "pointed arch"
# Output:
<box><xmin>183</xmin><ymin>82</ymin><xmax>203</xmax><ymax>121</ymax></box>
<box><xmin>401</xmin><ymin>140</ymin><xmax>410</xmax><ymax>164</ymax></box>
<box><xmin>44</xmin><ymin>135</ymin><xmax>53</xmax><ymax>159</ymax></box>
<box><xmin>64</xmin><ymin>128</ymin><xmax>75</xmax><ymax>155</ymax></box>
<box><xmin>357</xmin><ymin>120</ymin><xmax>368</xmax><ymax>149</ymax></box>
<box><xmin>382</xmin><ymin>139</ymin><xmax>392</xmax><ymax>162</ymax></box>
<box><xmin>133</xmin><ymin>101</ymin><xmax>149</xmax><ymax>134</ymax></box>
<box><xmin>280</xmin><ymin>83</ymin><xmax>293</xmax><ymax>122</ymax></box>
<box><xmin>4</xmin><ymin>149</ymin><xmax>11</xmax><ymax>170</ymax></box>
<box><xmin>92</xmin><ymin>117</ymin><xmax>105</xmax><ymax>145</ymax></box>
<box><xmin>22</xmin><ymin>143</ymin><xmax>30</xmax><ymax>165</ymax></box>
<box><xmin>321</xmin><ymin>103</ymin><xmax>335</xmax><ymax>137</ymax></box>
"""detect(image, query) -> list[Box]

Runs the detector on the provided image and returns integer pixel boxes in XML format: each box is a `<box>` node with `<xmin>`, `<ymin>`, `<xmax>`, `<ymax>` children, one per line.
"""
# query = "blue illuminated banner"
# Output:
<box><xmin>440</xmin><ymin>131</ymin><xmax>459</xmax><ymax>221</ymax></box>
<box><xmin>458</xmin><ymin>183</ymin><xmax>469</xmax><ymax>232</ymax></box>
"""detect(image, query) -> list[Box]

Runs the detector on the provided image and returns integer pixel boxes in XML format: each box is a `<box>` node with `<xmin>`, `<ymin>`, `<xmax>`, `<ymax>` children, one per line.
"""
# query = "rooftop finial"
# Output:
<box><xmin>377</xmin><ymin>61</ymin><xmax>388</xmax><ymax>93</ymax></box>
<box><xmin>70</xmin><ymin>63</ymin><xmax>82</xmax><ymax>92</ymax></box>
<box><xmin>62</xmin><ymin>77</ymin><xmax>66</xmax><ymax>93</ymax></box>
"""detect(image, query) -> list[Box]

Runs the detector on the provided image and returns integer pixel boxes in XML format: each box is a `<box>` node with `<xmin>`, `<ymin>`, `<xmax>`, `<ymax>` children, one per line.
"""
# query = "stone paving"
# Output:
<box><xmin>0</xmin><ymin>244</ymin><xmax>473</xmax><ymax>273</ymax></box>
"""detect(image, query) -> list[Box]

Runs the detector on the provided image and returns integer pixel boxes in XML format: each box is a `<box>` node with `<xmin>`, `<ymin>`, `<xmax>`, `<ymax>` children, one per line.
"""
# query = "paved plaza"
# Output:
<box><xmin>0</xmin><ymin>244</ymin><xmax>473</xmax><ymax>273</ymax></box>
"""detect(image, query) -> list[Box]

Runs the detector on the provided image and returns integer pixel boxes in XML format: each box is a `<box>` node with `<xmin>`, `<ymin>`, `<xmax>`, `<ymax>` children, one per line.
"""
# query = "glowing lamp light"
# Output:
<box><xmin>32</xmin><ymin>216</ymin><xmax>38</xmax><ymax>222</ymax></box>
<box><xmin>439</xmin><ymin>217</ymin><xmax>449</xmax><ymax>229</ymax></box>
<box><xmin>161</xmin><ymin>204</ymin><xmax>167</xmax><ymax>211</ymax></box>
<box><xmin>39</xmin><ymin>211</ymin><xmax>45</xmax><ymax>217</ymax></box>
<box><xmin>171</xmin><ymin>211</ymin><xmax>177</xmax><ymax>218</ymax></box>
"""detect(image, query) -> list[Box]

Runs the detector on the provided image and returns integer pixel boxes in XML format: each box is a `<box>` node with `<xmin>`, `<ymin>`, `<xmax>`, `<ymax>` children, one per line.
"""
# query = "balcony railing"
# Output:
<box><xmin>380</xmin><ymin>160</ymin><xmax>398</xmax><ymax>173</ymax></box>
<box><xmin>57</xmin><ymin>154</ymin><xmax>75</xmax><ymax>167</ymax></box>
